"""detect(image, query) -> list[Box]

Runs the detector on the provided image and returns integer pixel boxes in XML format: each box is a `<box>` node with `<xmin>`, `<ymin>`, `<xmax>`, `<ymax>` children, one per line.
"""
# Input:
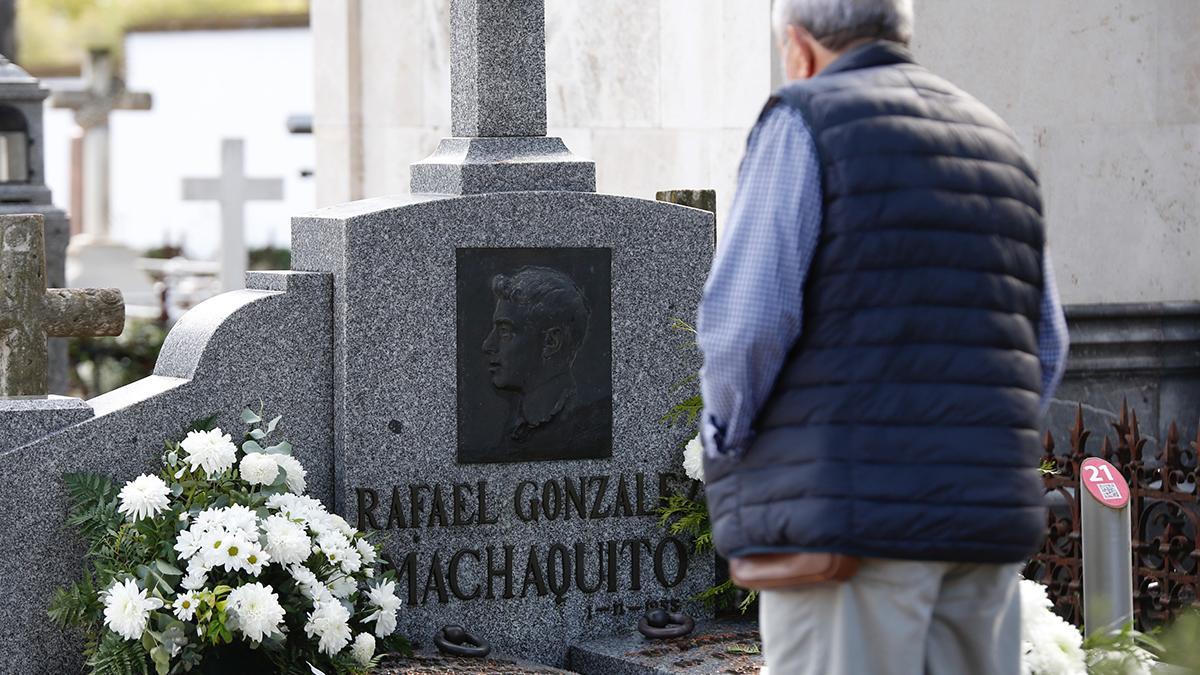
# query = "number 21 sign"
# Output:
<box><xmin>1080</xmin><ymin>457</ymin><xmax>1130</xmax><ymax>509</ymax></box>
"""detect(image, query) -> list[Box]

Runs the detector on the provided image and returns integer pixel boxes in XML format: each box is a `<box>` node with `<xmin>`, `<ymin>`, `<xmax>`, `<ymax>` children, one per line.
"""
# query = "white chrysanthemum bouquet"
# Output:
<box><xmin>50</xmin><ymin>409</ymin><xmax>409</xmax><ymax>675</ymax></box>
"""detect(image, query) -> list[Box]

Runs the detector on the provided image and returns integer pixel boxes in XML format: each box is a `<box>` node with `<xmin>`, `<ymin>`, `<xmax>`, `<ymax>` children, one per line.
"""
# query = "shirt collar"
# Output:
<box><xmin>819</xmin><ymin>40</ymin><xmax>916</xmax><ymax>77</ymax></box>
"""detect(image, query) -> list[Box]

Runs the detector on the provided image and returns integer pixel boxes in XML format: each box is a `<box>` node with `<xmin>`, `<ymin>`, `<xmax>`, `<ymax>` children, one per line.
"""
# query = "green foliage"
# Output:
<box><xmin>658</xmin><ymin>494</ymin><xmax>713</xmax><ymax>555</ymax></box>
<box><xmin>19</xmin><ymin>0</ymin><xmax>309</xmax><ymax>69</ymax></box>
<box><xmin>1153</xmin><ymin>610</ymin><xmax>1200</xmax><ymax>671</ymax></box>
<box><xmin>70</xmin><ymin>319</ymin><xmax>169</xmax><ymax>398</ymax></box>
<box><xmin>249</xmin><ymin>246</ymin><xmax>292</xmax><ymax>271</ymax></box>
<box><xmin>86</xmin><ymin>632</ymin><xmax>151</xmax><ymax>675</ymax></box>
<box><xmin>49</xmin><ymin>572</ymin><xmax>101</xmax><ymax>629</ymax></box>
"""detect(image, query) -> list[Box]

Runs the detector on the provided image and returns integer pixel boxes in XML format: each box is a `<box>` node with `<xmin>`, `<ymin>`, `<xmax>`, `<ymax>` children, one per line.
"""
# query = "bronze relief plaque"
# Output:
<box><xmin>456</xmin><ymin>247</ymin><xmax>613</xmax><ymax>464</ymax></box>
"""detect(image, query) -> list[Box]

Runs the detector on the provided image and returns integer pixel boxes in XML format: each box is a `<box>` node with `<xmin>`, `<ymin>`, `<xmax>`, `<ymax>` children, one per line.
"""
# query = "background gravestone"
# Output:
<box><xmin>0</xmin><ymin>55</ymin><xmax>73</xmax><ymax>393</ymax></box>
<box><xmin>293</xmin><ymin>0</ymin><xmax>714</xmax><ymax>665</ymax></box>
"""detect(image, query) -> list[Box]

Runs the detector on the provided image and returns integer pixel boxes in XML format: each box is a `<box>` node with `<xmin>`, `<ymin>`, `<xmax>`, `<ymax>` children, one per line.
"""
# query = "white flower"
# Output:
<box><xmin>305</xmin><ymin>598</ymin><xmax>352</xmax><ymax>656</ymax></box>
<box><xmin>180</xmin><ymin>566</ymin><xmax>208</xmax><ymax>591</ymax></box>
<box><xmin>242</xmin><ymin>543</ymin><xmax>271</xmax><ymax>576</ymax></box>
<box><xmin>683</xmin><ymin>435</ymin><xmax>705</xmax><ymax>483</ymax></box>
<box><xmin>1019</xmin><ymin>579</ymin><xmax>1086</xmax><ymax>675</ymax></box>
<box><xmin>220</xmin><ymin>504</ymin><xmax>260</xmax><ymax>540</ymax></box>
<box><xmin>117</xmin><ymin>474</ymin><xmax>171</xmax><ymax>522</ymax></box>
<box><xmin>329</xmin><ymin>574</ymin><xmax>358</xmax><ymax>599</ymax></box>
<box><xmin>181</xmin><ymin>428</ymin><xmax>238</xmax><ymax>477</ymax></box>
<box><xmin>227</xmin><ymin>583</ymin><xmax>285</xmax><ymax>643</ymax></box>
<box><xmin>102</xmin><ymin>578</ymin><xmax>163</xmax><ymax>641</ymax></box>
<box><xmin>356</xmin><ymin>538</ymin><xmax>378</xmax><ymax>569</ymax></box>
<box><xmin>267</xmin><ymin>493</ymin><xmax>325</xmax><ymax>524</ymax></box>
<box><xmin>173</xmin><ymin>591</ymin><xmax>199</xmax><ymax>621</ymax></box>
<box><xmin>174</xmin><ymin>528</ymin><xmax>205</xmax><ymax>560</ymax></box>
<box><xmin>289</xmin><ymin>564</ymin><xmax>331</xmax><ymax>603</ymax></box>
<box><xmin>316</xmin><ymin>531</ymin><xmax>354</xmax><ymax>568</ymax></box>
<box><xmin>275</xmin><ymin>454</ymin><xmax>307</xmax><ymax>494</ymax></box>
<box><xmin>239</xmin><ymin>453</ymin><xmax>279</xmax><ymax>486</ymax></box>
<box><xmin>365</xmin><ymin>579</ymin><xmax>403</xmax><ymax>637</ymax></box>
<box><xmin>263</xmin><ymin>515</ymin><xmax>311</xmax><ymax>566</ymax></box>
<box><xmin>350</xmin><ymin>633</ymin><xmax>376</xmax><ymax>666</ymax></box>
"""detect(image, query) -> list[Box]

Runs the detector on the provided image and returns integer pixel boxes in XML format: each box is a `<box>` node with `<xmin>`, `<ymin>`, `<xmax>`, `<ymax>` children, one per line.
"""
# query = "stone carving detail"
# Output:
<box><xmin>457</xmin><ymin>248</ymin><xmax>612</xmax><ymax>464</ymax></box>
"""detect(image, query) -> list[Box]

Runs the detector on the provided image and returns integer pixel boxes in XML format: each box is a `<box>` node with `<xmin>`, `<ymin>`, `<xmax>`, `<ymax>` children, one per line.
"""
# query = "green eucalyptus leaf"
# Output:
<box><xmin>267</xmin><ymin>416</ymin><xmax>282</xmax><ymax>433</ymax></box>
<box><xmin>264</xmin><ymin>441</ymin><xmax>292</xmax><ymax>456</ymax></box>
<box><xmin>151</xmin><ymin>645</ymin><xmax>170</xmax><ymax>675</ymax></box>
<box><xmin>241</xmin><ymin>408</ymin><xmax>262</xmax><ymax>424</ymax></box>
<box><xmin>249</xmin><ymin>428</ymin><xmax>267</xmax><ymax>440</ymax></box>
<box><xmin>241</xmin><ymin>440</ymin><xmax>264</xmax><ymax>454</ymax></box>
<box><xmin>155</xmin><ymin>560</ymin><xmax>182</xmax><ymax>577</ymax></box>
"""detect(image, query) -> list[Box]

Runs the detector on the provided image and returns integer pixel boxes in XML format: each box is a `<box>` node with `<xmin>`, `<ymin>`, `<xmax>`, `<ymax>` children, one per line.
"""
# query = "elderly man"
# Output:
<box><xmin>698</xmin><ymin>1</ymin><xmax>1069</xmax><ymax>673</ymax></box>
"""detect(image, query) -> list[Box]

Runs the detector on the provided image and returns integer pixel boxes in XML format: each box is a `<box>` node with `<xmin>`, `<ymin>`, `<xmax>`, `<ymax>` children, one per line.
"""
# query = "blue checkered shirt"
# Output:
<box><xmin>698</xmin><ymin>105</ymin><xmax>1070</xmax><ymax>457</ymax></box>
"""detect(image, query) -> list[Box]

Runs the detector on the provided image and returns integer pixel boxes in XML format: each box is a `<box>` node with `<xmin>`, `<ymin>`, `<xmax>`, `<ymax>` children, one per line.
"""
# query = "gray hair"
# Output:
<box><xmin>773</xmin><ymin>0</ymin><xmax>914</xmax><ymax>51</ymax></box>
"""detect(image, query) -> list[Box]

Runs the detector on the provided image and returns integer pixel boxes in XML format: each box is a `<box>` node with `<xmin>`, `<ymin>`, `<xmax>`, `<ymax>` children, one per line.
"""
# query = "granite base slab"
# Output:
<box><xmin>567</xmin><ymin>619</ymin><xmax>762</xmax><ymax>675</ymax></box>
<box><xmin>379</xmin><ymin>649</ymin><xmax>572</xmax><ymax>674</ymax></box>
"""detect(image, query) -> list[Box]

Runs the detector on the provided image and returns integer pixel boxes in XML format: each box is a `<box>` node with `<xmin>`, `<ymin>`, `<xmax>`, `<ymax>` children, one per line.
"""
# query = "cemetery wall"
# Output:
<box><xmin>313</xmin><ymin>0</ymin><xmax>1200</xmax><ymax>307</ymax></box>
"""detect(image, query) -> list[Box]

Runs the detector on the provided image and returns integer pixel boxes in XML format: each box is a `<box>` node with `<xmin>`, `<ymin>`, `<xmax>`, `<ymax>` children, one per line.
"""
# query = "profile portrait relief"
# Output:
<box><xmin>457</xmin><ymin>248</ymin><xmax>613</xmax><ymax>464</ymax></box>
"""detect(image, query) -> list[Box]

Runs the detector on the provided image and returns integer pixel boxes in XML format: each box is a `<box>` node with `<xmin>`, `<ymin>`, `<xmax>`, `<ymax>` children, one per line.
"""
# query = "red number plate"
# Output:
<box><xmin>1080</xmin><ymin>457</ymin><xmax>1129</xmax><ymax>509</ymax></box>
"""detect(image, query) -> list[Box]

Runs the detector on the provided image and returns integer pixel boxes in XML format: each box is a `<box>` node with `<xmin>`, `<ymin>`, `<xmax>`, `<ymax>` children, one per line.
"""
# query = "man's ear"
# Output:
<box><xmin>542</xmin><ymin>327</ymin><xmax>563</xmax><ymax>359</ymax></box>
<box><xmin>786</xmin><ymin>24</ymin><xmax>818</xmax><ymax>80</ymax></box>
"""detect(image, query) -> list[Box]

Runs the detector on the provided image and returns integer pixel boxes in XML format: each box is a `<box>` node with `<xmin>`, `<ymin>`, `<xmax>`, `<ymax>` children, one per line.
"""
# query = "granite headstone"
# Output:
<box><xmin>291</xmin><ymin>0</ymin><xmax>715</xmax><ymax>665</ymax></box>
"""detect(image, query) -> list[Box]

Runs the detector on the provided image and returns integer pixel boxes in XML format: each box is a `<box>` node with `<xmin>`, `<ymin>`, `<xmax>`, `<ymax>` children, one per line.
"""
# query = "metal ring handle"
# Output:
<box><xmin>637</xmin><ymin>610</ymin><xmax>695</xmax><ymax>639</ymax></box>
<box><xmin>434</xmin><ymin>624</ymin><xmax>492</xmax><ymax>658</ymax></box>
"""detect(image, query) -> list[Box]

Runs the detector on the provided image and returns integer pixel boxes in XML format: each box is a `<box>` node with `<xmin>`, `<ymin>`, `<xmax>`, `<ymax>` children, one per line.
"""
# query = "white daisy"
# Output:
<box><xmin>173</xmin><ymin>591</ymin><xmax>199</xmax><ymax>621</ymax></box>
<box><xmin>102</xmin><ymin>578</ymin><xmax>163</xmax><ymax>641</ymax></box>
<box><xmin>239</xmin><ymin>453</ymin><xmax>279</xmax><ymax>486</ymax></box>
<box><xmin>180</xmin><ymin>428</ymin><xmax>238</xmax><ymax>477</ymax></box>
<box><xmin>241</xmin><ymin>543</ymin><xmax>271</xmax><ymax>577</ymax></box>
<box><xmin>226</xmin><ymin>583</ymin><xmax>285</xmax><ymax>643</ymax></box>
<box><xmin>117</xmin><ymin>474</ymin><xmax>171</xmax><ymax>522</ymax></box>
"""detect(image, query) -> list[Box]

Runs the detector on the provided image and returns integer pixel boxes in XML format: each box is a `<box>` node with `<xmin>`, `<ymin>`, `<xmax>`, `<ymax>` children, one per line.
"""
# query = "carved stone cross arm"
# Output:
<box><xmin>0</xmin><ymin>214</ymin><xmax>123</xmax><ymax>396</ymax></box>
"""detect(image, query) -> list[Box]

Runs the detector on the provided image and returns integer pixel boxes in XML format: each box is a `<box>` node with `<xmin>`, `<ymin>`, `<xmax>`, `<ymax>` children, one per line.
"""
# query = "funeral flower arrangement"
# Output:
<box><xmin>49</xmin><ymin>409</ymin><xmax>408</xmax><ymax>675</ymax></box>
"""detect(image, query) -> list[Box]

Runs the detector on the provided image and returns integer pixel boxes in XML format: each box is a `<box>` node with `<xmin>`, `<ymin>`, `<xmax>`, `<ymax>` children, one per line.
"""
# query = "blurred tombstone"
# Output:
<box><xmin>0</xmin><ymin>54</ymin><xmax>73</xmax><ymax>392</ymax></box>
<box><xmin>182</xmin><ymin>138</ymin><xmax>283</xmax><ymax>291</ymax></box>
<box><xmin>50</xmin><ymin>48</ymin><xmax>157</xmax><ymax>311</ymax></box>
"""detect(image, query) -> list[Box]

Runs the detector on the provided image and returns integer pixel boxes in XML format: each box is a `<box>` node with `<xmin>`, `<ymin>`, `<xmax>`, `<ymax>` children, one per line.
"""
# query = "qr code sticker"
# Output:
<box><xmin>1098</xmin><ymin>483</ymin><xmax>1122</xmax><ymax>500</ymax></box>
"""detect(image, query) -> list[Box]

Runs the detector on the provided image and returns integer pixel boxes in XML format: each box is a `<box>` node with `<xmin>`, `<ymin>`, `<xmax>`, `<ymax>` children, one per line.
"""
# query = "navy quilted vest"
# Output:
<box><xmin>704</xmin><ymin>42</ymin><xmax>1048</xmax><ymax>564</ymax></box>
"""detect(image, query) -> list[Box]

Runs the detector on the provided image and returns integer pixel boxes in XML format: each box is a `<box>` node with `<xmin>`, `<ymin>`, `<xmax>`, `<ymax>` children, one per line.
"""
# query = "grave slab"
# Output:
<box><xmin>567</xmin><ymin>618</ymin><xmax>762</xmax><ymax>675</ymax></box>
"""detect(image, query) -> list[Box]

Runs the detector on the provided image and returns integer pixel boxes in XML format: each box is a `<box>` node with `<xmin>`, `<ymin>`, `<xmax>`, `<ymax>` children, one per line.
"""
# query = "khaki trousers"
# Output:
<box><xmin>759</xmin><ymin>559</ymin><xmax>1022</xmax><ymax>675</ymax></box>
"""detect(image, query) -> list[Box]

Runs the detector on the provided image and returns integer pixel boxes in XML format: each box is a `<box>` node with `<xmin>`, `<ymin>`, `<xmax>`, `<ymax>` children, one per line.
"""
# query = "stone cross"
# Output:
<box><xmin>50</xmin><ymin>48</ymin><xmax>151</xmax><ymax>241</ymax></box>
<box><xmin>450</xmin><ymin>0</ymin><xmax>547</xmax><ymax>137</ymax></box>
<box><xmin>182</xmin><ymin>139</ymin><xmax>284</xmax><ymax>291</ymax></box>
<box><xmin>410</xmin><ymin>0</ymin><xmax>594</xmax><ymax>195</ymax></box>
<box><xmin>0</xmin><ymin>214</ymin><xmax>124</xmax><ymax>396</ymax></box>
